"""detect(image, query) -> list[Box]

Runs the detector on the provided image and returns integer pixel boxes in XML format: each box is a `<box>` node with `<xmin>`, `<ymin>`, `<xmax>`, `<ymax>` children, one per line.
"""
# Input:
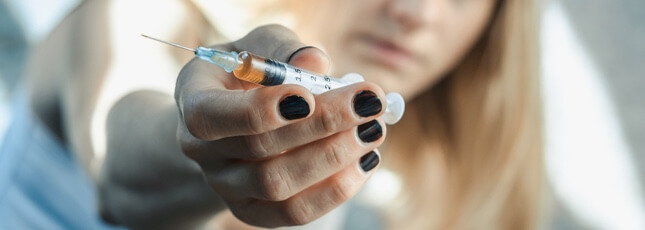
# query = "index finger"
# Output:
<box><xmin>175</xmin><ymin>24</ymin><xmax>331</xmax><ymax>140</ymax></box>
<box><xmin>232</xmin><ymin>24</ymin><xmax>330</xmax><ymax>74</ymax></box>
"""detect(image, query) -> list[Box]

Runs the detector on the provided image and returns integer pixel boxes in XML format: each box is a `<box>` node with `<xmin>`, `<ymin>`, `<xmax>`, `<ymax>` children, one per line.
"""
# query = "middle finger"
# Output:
<box><xmin>206</xmin><ymin>81</ymin><xmax>387</xmax><ymax>159</ymax></box>
<box><xmin>208</xmin><ymin>119</ymin><xmax>386</xmax><ymax>201</ymax></box>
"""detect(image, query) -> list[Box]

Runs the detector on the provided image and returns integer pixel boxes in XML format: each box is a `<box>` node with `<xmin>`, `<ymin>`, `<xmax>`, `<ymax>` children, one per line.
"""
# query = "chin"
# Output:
<box><xmin>356</xmin><ymin>69</ymin><xmax>403</xmax><ymax>93</ymax></box>
<box><xmin>332</xmin><ymin>56</ymin><xmax>426</xmax><ymax>96</ymax></box>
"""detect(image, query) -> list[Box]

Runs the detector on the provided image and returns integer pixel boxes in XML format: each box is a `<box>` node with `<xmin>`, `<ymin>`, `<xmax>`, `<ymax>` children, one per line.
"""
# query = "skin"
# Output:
<box><xmin>173</xmin><ymin>27</ymin><xmax>389</xmax><ymax>227</ymax></box>
<box><xmin>26</xmin><ymin>0</ymin><xmax>496</xmax><ymax>228</ymax></box>
<box><xmin>299</xmin><ymin>0</ymin><xmax>496</xmax><ymax>99</ymax></box>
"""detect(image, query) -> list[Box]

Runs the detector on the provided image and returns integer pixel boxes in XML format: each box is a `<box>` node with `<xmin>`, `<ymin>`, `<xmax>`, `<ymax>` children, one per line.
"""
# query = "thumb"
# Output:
<box><xmin>232</xmin><ymin>24</ymin><xmax>331</xmax><ymax>75</ymax></box>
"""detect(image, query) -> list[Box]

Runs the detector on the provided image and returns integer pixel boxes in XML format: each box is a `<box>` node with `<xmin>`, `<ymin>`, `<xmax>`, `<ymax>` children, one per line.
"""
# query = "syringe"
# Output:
<box><xmin>142</xmin><ymin>34</ymin><xmax>405</xmax><ymax>124</ymax></box>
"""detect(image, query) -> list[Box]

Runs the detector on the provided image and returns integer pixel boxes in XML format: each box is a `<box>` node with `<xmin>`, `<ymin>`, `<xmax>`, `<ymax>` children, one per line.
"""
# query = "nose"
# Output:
<box><xmin>386</xmin><ymin>0</ymin><xmax>445</xmax><ymax>30</ymax></box>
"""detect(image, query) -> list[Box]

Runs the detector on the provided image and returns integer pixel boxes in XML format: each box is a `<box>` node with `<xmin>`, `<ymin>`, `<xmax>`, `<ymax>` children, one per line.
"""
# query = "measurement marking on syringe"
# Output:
<box><xmin>141</xmin><ymin>34</ymin><xmax>405</xmax><ymax>124</ymax></box>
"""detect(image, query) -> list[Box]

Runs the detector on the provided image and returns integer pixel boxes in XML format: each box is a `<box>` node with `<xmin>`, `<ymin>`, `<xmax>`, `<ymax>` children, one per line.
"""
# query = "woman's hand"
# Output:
<box><xmin>174</xmin><ymin>25</ymin><xmax>387</xmax><ymax>228</ymax></box>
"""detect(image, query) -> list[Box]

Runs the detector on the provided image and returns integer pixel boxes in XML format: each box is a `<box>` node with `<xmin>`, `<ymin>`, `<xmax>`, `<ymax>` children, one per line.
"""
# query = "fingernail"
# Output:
<box><xmin>287</xmin><ymin>46</ymin><xmax>317</xmax><ymax>63</ymax></box>
<box><xmin>360</xmin><ymin>151</ymin><xmax>380</xmax><ymax>172</ymax></box>
<box><xmin>279</xmin><ymin>96</ymin><xmax>310</xmax><ymax>120</ymax></box>
<box><xmin>353</xmin><ymin>91</ymin><xmax>382</xmax><ymax>117</ymax></box>
<box><xmin>357</xmin><ymin>120</ymin><xmax>382</xmax><ymax>143</ymax></box>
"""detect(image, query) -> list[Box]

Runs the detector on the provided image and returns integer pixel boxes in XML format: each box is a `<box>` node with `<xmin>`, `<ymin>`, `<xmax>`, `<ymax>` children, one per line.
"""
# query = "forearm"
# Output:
<box><xmin>99</xmin><ymin>90</ymin><xmax>225</xmax><ymax>229</ymax></box>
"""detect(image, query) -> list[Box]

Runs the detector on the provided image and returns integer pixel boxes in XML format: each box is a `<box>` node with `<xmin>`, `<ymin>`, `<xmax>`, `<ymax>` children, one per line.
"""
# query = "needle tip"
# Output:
<box><xmin>140</xmin><ymin>34</ymin><xmax>195</xmax><ymax>52</ymax></box>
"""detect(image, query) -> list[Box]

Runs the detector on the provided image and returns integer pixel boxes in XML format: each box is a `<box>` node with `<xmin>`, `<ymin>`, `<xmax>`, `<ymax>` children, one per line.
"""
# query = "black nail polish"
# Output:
<box><xmin>353</xmin><ymin>91</ymin><xmax>382</xmax><ymax>117</ymax></box>
<box><xmin>360</xmin><ymin>151</ymin><xmax>380</xmax><ymax>172</ymax></box>
<box><xmin>279</xmin><ymin>96</ymin><xmax>310</xmax><ymax>120</ymax></box>
<box><xmin>357</xmin><ymin>120</ymin><xmax>382</xmax><ymax>143</ymax></box>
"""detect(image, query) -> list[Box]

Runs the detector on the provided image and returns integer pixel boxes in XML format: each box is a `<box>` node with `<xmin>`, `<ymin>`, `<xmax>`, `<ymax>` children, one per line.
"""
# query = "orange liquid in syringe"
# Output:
<box><xmin>233</xmin><ymin>51</ymin><xmax>287</xmax><ymax>86</ymax></box>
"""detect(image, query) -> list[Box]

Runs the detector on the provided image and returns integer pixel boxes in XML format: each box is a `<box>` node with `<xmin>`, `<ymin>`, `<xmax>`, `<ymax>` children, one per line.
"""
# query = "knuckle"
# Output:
<box><xmin>244</xmin><ymin>133</ymin><xmax>276</xmax><ymax>158</ymax></box>
<box><xmin>183</xmin><ymin>94</ymin><xmax>212</xmax><ymax>139</ymax></box>
<box><xmin>177</xmin><ymin>138</ymin><xmax>199</xmax><ymax>159</ymax></box>
<box><xmin>328</xmin><ymin>176</ymin><xmax>355</xmax><ymax>204</ymax></box>
<box><xmin>245</xmin><ymin>90</ymin><xmax>279</xmax><ymax>135</ymax></box>
<box><xmin>281</xmin><ymin>199</ymin><xmax>314</xmax><ymax>226</ymax></box>
<box><xmin>255</xmin><ymin>164</ymin><xmax>290</xmax><ymax>201</ymax></box>
<box><xmin>175</xmin><ymin>63</ymin><xmax>196</xmax><ymax>101</ymax></box>
<box><xmin>176</xmin><ymin>125</ymin><xmax>195</xmax><ymax>153</ymax></box>
<box><xmin>184</xmin><ymin>119</ymin><xmax>203</xmax><ymax>139</ymax></box>
<box><xmin>318</xmin><ymin>104</ymin><xmax>343</xmax><ymax>134</ymax></box>
<box><xmin>322</xmin><ymin>141</ymin><xmax>347</xmax><ymax>167</ymax></box>
<box><xmin>244</xmin><ymin>105</ymin><xmax>265</xmax><ymax>135</ymax></box>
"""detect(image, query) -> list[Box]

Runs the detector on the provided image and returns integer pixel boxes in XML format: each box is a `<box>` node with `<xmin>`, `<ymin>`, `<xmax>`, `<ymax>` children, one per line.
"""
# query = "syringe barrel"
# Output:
<box><xmin>233</xmin><ymin>51</ymin><xmax>284</xmax><ymax>85</ymax></box>
<box><xmin>231</xmin><ymin>51</ymin><xmax>405</xmax><ymax>124</ymax></box>
<box><xmin>233</xmin><ymin>51</ymin><xmax>347</xmax><ymax>94</ymax></box>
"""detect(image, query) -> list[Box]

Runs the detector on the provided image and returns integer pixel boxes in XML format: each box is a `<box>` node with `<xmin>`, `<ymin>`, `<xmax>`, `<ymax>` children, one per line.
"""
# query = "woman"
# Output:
<box><xmin>0</xmin><ymin>0</ymin><xmax>544</xmax><ymax>229</ymax></box>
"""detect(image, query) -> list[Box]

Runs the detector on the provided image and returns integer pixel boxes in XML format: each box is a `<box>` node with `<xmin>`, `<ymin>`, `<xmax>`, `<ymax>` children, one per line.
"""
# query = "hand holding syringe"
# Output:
<box><xmin>153</xmin><ymin>25</ymin><xmax>393</xmax><ymax>227</ymax></box>
<box><xmin>142</xmin><ymin>34</ymin><xmax>405</xmax><ymax>124</ymax></box>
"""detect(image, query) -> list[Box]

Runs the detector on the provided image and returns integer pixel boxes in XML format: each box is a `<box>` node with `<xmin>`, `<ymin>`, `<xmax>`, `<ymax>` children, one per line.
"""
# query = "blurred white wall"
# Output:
<box><xmin>542</xmin><ymin>1</ymin><xmax>645</xmax><ymax>229</ymax></box>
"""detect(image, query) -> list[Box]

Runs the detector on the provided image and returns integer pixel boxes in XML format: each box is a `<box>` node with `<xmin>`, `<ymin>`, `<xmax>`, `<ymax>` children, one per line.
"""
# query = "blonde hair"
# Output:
<box><xmin>385</xmin><ymin>0</ymin><xmax>545</xmax><ymax>229</ymax></box>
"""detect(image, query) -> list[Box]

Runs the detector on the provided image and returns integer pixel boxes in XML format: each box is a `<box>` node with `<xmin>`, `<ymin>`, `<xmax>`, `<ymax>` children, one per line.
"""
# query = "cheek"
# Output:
<box><xmin>419</xmin><ymin>1</ymin><xmax>495</xmax><ymax>79</ymax></box>
<box><xmin>311</xmin><ymin>1</ymin><xmax>384</xmax><ymax>68</ymax></box>
<box><xmin>394</xmin><ymin>2</ymin><xmax>495</xmax><ymax>98</ymax></box>
<box><xmin>304</xmin><ymin>1</ymin><xmax>364</xmax><ymax>48</ymax></box>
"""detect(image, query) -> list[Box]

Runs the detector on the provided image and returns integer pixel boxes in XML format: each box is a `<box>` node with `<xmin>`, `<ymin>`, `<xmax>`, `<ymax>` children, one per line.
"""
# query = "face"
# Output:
<box><xmin>297</xmin><ymin>0</ymin><xmax>497</xmax><ymax>99</ymax></box>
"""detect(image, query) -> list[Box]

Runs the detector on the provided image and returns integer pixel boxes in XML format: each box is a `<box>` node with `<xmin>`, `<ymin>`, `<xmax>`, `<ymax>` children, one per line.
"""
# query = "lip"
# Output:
<box><xmin>357</xmin><ymin>33</ymin><xmax>417</xmax><ymax>70</ymax></box>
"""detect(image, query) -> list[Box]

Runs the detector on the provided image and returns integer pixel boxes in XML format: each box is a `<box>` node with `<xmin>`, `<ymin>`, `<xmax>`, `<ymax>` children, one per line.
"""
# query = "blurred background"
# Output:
<box><xmin>0</xmin><ymin>0</ymin><xmax>643</xmax><ymax>229</ymax></box>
